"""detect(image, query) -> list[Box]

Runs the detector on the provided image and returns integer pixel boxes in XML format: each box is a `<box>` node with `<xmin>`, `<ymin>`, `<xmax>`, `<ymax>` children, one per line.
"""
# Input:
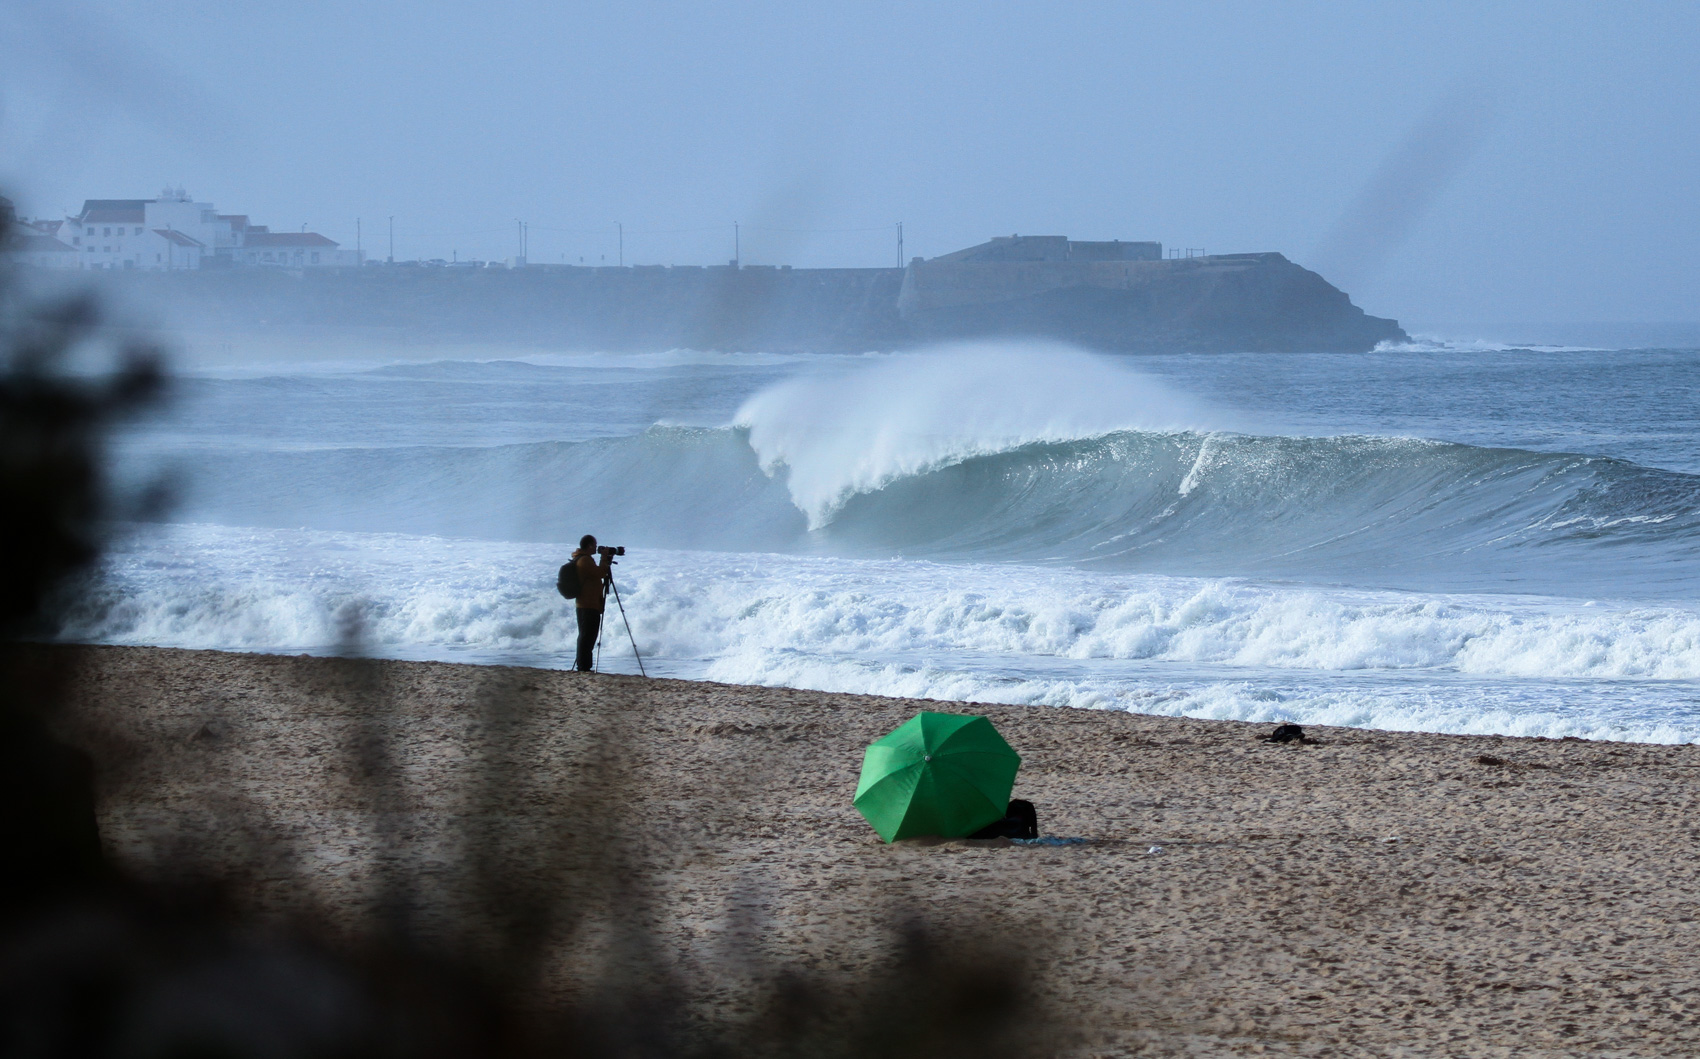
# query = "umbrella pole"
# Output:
<box><xmin>608</xmin><ymin>571</ymin><xmax>647</xmax><ymax>678</ymax></box>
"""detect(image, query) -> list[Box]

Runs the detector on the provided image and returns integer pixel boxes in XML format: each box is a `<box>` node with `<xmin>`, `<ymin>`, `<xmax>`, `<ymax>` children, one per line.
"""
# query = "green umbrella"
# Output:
<box><xmin>853</xmin><ymin>711</ymin><xmax>1021</xmax><ymax>842</ymax></box>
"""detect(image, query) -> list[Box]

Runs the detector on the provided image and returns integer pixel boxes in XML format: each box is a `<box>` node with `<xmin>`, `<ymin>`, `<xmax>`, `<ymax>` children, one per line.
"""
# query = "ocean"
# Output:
<box><xmin>67</xmin><ymin>336</ymin><xmax>1700</xmax><ymax>743</ymax></box>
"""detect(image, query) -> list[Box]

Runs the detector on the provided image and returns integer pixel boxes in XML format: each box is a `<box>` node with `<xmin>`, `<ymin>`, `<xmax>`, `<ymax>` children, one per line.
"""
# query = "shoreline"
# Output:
<box><xmin>78</xmin><ymin>518</ymin><xmax>1700</xmax><ymax>746</ymax></box>
<box><xmin>61</xmin><ymin>643</ymin><xmax>1700</xmax><ymax>1056</ymax></box>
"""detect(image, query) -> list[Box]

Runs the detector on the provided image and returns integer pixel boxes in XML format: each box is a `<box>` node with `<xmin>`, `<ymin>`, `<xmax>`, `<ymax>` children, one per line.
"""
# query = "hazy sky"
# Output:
<box><xmin>3</xmin><ymin>0</ymin><xmax>1696</xmax><ymax>326</ymax></box>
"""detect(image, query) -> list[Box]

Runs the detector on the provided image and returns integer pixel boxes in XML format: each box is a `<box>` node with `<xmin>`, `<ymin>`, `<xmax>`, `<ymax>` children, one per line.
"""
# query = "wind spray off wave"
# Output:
<box><xmin>732</xmin><ymin>344</ymin><xmax>1222</xmax><ymax>527</ymax></box>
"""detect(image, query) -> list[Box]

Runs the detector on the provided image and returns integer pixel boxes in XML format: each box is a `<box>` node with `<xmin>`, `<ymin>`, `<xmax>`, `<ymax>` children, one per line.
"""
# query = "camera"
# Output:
<box><xmin>597</xmin><ymin>545</ymin><xmax>625</xmax><ymax>557</ymax></box>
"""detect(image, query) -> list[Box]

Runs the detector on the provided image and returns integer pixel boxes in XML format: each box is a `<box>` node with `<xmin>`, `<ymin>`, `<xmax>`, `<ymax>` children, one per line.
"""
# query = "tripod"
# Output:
<box><xmin>594</xmin><ymin>563</ymin><xmax>647</xmax><ymax>677</ymax></box>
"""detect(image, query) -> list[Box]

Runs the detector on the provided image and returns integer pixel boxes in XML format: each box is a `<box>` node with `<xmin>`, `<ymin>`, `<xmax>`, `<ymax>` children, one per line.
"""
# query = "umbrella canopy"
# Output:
<box><xmin>853</xmin><ymin>711</ymin><xmax>1022</xmax><ymax>842</ymax></box>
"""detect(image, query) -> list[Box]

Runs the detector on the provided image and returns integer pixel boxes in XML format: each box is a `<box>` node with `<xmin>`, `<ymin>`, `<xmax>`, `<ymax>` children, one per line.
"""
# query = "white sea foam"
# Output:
<box><xmin>171</xmin><ymin>334</ymin><xmax>825</xmax><ymax>379</ymax></box>
<box><xmin>733</xmin><ymin>343</ymin><xmax>1220</xmax><ymax>526</ymax></box>
<box><xmin>59</xmin><ymin>524</ymin><xmax>1700</xmax><ymax>743</ymax></box>
<box><xmin>1374</xmin><ymin>335</ymin><xmax>1606</xmax><ymax>354</ymax></box>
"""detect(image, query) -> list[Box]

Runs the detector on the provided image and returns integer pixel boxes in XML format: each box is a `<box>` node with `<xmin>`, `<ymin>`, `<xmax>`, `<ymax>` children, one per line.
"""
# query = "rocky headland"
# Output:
<box><xmin>92</xmin><ymin>242</ymin><xmax>1404</xmax><ymax>355</ymax></box>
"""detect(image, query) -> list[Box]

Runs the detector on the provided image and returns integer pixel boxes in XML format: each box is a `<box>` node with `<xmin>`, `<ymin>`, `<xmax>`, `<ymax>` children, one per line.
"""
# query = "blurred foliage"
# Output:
<box><xmin>0</xmin><ymin>211</ymin><xmax>1045</xmax><ymax>1059</ymax></box>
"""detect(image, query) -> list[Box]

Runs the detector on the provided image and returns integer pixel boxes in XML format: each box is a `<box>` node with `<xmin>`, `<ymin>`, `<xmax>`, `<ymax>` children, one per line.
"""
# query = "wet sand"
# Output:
<box><xmin>63</xmin><ymin>645</ymin><xmax>1700</xmax><ymax>1057</ymax></box>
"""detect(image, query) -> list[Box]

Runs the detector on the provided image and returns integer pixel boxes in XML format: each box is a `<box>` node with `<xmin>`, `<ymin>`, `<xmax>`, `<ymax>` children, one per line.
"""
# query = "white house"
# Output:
<box><xmin>8</xmin><ymin>228</ymin><xmax>81</xmax><ymax>269</ymax></box>
<box><xmin>151</xmin><ymin>228</ymin><xmax>205</xmax><ymax>270</ymax></box>
<box><xmin>60</xmin><ymin>190</ymin><xmax>221</xmax><ymax>269</ymax></box>
<box><xmin>59</xmin><ymin>198</ymin><xmax>146</xmax><ymax>268</ymax></box>
<box><xmin>1</xmin><ymin>199</ymin><xmax>83</xmax><ymax>270</ymax></box>
<box><xmin>239</xmin><ymin>230</ymin><xmax>358</xmax><ymax>267</ymax></box>
<box><xmin>53</xmin><ymin>188</ymin><xmax>359</xmax><ymax>269</ymax></box>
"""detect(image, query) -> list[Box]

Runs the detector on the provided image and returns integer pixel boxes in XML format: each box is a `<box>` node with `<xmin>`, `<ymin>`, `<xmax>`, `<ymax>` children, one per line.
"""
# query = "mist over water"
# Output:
<box><xmin>83</xmin><ymin>338</ymin><xmax>1700</xmax><ymax>742</ymax></box>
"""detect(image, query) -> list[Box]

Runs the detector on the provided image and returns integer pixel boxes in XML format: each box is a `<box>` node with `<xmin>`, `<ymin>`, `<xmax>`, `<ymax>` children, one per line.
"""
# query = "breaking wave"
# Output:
<box><xmin>732</xmin><ymin>344</ymin><xmax>1217</xmax><ymax>525</ymax></box>
<box><xmin>109</xmin><ymin>343</ymin><xmax>1700</xmax><ymax>599</ymax></box>
<box><xmin>162</xmin><ymin>421</ymin><xmax>1700</xmax><ymax>598</ymax></box>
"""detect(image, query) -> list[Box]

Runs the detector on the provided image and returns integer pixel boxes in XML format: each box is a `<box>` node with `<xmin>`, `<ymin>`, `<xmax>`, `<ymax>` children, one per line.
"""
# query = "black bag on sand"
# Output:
<box><xmin>969</xmin><ymin>799</ymin><xmax>1039</xmax><ymax>840</ymax></box>
<box><xmin>556</xmin><ymin>561</ymin><xmax>579</xmax><ymax>600</ymax></box>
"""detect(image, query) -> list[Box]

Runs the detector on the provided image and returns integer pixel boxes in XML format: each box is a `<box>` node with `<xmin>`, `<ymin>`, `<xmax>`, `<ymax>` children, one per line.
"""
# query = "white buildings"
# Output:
<box><xmin>9</xmin><ymin>229</ymin><xmax>81</xmax><ymax>268</ymax></box>
<box><xmin>4</xmin><ymin>188</ymin><xmax>362</xmax><ymax>270</ymax></box>
<box><xmin>62</xmin><ymin>191</ymin><xmax>216</xmax><ymax>270</ymax></box>
<box><xmin>5</xmin><ymin>220</ymin><xmax>80</xmax><ymax>269</ymax></box>
<box><xmin>238</xmin><ymin>230</ymin><xmax>348</xmax><ymax>267</ymax></box>
<box><xmin>1</xmin><ymin>195</ymin><xmax>80</xmax><ymax>269</ymax></box>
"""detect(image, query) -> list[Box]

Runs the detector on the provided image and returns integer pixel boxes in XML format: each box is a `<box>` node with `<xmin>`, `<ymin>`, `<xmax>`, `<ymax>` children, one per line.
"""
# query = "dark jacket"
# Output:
<box><xmin>571</xmin><ymin>549</ymin><xmax>613</xmax><ymax>612</ymax></box>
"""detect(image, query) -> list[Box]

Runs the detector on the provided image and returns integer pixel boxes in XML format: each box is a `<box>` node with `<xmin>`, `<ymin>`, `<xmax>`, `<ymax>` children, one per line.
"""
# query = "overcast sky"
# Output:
<box><xmin>2</xmin><ymin>0</ymin><xmax>1695</xmax><ymax>326</ymax></box>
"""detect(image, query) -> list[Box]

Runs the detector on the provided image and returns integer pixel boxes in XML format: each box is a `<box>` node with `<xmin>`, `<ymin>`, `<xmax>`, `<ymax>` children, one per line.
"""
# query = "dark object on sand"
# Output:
<box><xmin>1475</xmin><ymin>754</ymin><xmax>1507</xmax><ymax>766</ymax></box>
<box><xmin>1264</xmin><ymin>724</ymin><xmax>1308</xmax><ymax>745</ymax></box>
<box><xmin>969</xmin><ymin>799</ymin><xmax>1039</xmax><ymax>840</ymax></box>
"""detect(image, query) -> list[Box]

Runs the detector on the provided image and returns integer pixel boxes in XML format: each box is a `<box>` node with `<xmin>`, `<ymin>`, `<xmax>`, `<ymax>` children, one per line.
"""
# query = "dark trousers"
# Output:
<box><xmin>575</xmin><ymin>608</ymin><xmax>602</xmax><ymax>671</ymax></box>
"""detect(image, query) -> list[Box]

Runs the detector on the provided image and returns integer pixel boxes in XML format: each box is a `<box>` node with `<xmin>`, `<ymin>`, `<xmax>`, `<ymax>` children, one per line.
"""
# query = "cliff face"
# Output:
<box><xmin>105</xmin><ymin>252</ymin><xmax>1403</xmax><ymax>354</ymax></box>
<box><xmin>898</xmin><ymin>252</ymin><xmax>1405</xmax><ymax>353</ymax></box>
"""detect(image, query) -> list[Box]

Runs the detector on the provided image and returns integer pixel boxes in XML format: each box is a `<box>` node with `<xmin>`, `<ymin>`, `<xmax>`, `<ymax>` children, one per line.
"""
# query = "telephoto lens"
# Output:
<box><xmin>598</xmin><ymin>545</ymin><xmax>626</xmax><ymax>557</ymax></box>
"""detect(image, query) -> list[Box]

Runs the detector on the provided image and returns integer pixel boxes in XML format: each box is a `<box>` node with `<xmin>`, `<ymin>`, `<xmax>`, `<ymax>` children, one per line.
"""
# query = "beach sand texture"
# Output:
<box><xmin>65</xmin><ymin>645</ymin><xmax>1700</xmax><ymax>1057</ymax></box>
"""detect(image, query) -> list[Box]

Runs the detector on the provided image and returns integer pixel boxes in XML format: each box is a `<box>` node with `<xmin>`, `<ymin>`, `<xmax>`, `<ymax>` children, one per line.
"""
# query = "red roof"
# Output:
<box><xmin>244</xmin><ymin>232</ymin><xmax>339</xmax><ymax>248</ymax></box>
<box><xmin>80</xmin><ymin>199</ymin><xmax>148</xmax><ymax>224</ymax></box>
<box><xmin>11</xmin><ymin>233</ymin><xmax>77</xmax><ymax>253</ymax></box>
<box><xmin>152</xmin><ymin>229</ymin><xmax>205</xmax><ymax>247</ymax></box>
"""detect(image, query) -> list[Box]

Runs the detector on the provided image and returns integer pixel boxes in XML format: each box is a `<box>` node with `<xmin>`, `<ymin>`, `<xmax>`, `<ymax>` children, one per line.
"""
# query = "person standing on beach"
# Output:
<box><xmin>570</xmin><ymin>534</ymin><xmax>614</xmax><ymax>672</ymax></box>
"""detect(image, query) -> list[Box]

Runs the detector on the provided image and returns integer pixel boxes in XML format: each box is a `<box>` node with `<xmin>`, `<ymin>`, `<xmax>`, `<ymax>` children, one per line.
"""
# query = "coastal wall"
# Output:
<box><xmin>96</xmin><ymin>252</ymin><xmax>1404</xmax><ymax>354</ymax></box>
<box><xmin>112</xmin><ymin>263</ymin><xmax>910</xmax><ymax>353</ymax></box>
<box><xmin>898</xmin><ymin>252</ymin><xmax>1406</xmax><ymax>353</ymax></box>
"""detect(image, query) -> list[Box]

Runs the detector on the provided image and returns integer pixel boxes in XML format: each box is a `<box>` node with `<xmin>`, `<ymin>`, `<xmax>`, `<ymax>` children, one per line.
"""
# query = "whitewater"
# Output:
<box><xmin>76</xmin><ymin>338</ymin><xmax>1700</xmax><ymax>742</ymax></box>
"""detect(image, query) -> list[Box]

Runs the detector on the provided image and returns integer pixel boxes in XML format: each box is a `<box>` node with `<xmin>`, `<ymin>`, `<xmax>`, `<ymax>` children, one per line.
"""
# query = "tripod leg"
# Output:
<box><xmin>608</xmin><ymin>574</ymin><xmax>647</xmax><ymax>678</ymax></box>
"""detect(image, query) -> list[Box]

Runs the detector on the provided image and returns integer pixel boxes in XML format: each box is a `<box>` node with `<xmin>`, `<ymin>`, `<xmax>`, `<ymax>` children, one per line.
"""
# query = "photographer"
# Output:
<box><xmin>569</xmin><ymin>534</ymin><xmax>615</xmax><ymax>672</ymax></box>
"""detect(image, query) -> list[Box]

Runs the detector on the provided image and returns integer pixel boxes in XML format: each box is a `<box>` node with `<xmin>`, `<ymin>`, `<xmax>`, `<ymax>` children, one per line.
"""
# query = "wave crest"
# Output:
<box><xmin>732</xmin><ymin>343</ymin><xmax>1218</xmax><ymax>526</ymax></box>
<box><xmin>158</xmin><ymin>395</ymin><xmax>1700</xmax><ymax>596</ymax></box>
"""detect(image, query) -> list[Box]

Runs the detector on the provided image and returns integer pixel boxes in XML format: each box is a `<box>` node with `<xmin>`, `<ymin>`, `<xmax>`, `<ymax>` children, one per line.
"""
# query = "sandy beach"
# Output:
<box><xmin>60</xmin><ymin>644</ymin><xmax>1700</xmax><ymax>1057</ymax></box>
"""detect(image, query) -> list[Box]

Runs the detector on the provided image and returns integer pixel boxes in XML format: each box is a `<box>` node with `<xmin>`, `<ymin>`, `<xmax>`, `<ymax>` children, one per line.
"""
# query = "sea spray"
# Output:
<box><xmin>733</xmin><ymin>343</ymin><xmax>1219</xmax><ymax>526</ymax></box>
